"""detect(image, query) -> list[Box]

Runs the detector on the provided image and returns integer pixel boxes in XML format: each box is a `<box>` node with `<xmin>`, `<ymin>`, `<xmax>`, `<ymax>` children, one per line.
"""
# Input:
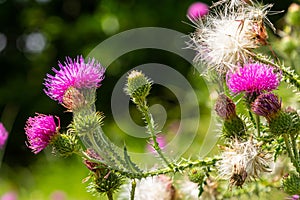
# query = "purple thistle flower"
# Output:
<box><xmin>252</xmin><ymin>93</ymin><xmax>281</xmax><ymax>121</ymax></box>
<box><xmin>1</xmin><ymin>191</ymin><xmax>18</xmax><ymax>200</ymax></box>
<box><xmin>292</xmin><ymin>195</ymin><xmax>300</xmax><ymax>200</ymax></box>
<box><xmin>44</xmin><ymin>55</ymin><xmax>105</xmax><ymax>103</ymax></box>
<box><xmin>0</xmin><ymin>123</ymin><xmax>8</xmax><ymax>149</ymax></box>
<box><xmin>227</xmin><ymin>63</ymin><xmax>280</xmax><ymax>95</ymax></box>
<box><xmin>187</xmin><ymin>2</ymin><xmax>209</xmax><ymax>19</ymax></box>
<box><xmin>25</xmin><ymin>113</ymin><xmax>59</xmax><ymax>154</ymax></box>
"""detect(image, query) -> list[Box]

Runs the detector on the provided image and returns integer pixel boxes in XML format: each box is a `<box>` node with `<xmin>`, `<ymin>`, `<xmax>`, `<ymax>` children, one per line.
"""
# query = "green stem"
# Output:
<box><xmin>248</xmin><ymin>110</ymin><xmax>256</xmax><ymax>129</ymax></box>
<box><xmin>290</xmin><ymin>134</ymin><xmax>300</xmax><ymax>169</ymax></box>
<box><xmin>141</xmin><ymin>157</ymin><xmax>220</xmax><ymax>178</ymax></box>
<box><xmin>107</xmin><ymin>191</ymin><xmax>113</xmax><ymax>200</ymax></box>
<box><xmin>130</xmin><ymin>179</ymin><xmax>136</xmax><ymax>200</ymax></box>
<box><xmin>255</xmin><ymin>115</ymin><xmax>261</xmax><ymax>138</ymax></box>
<box><xmin>138</xmin><ymin>100</ymin><xmax>173</xmax><ymax>169</ymax></box>
<box><xmin>283</xmin><ymin>134</ymin><xmax>300</xmax><ymax>174</ymax></box>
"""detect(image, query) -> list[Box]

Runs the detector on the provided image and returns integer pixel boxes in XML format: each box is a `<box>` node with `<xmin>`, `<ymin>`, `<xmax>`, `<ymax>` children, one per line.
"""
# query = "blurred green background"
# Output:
<box><xmin>0</xmin><ymin>0</ymin><xmax>295</xmax><ymax>199</ymax></box>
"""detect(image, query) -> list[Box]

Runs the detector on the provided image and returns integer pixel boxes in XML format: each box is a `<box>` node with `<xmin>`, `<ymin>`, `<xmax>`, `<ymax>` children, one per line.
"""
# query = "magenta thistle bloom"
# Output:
<box><xmin>187</xmin><ymin>2</ymin><xmax>209</xmax><ymax>19</ymax></box>
<box><xmin>227</xmin><ymin>63</ymin><xmax>280</xmax><ymax>95</ymax></box>
<box><xmin>25</xmin><ymin>113</ymin><xmax>60</xmax><ymax>154</ymax></box>
<box><xmin>1</xmin><ymin>191</ymin><xmax>18</xmax><ymax>200</ymax></box>
<box><xmin>44</xmin><ymin>55</ymin><xmax>105</xmax><ymax>103</ymax></box>
<box><xmin>0</xmin><ymin>123</ymin><xmax>8</xmax><ymax>149</ymax></box>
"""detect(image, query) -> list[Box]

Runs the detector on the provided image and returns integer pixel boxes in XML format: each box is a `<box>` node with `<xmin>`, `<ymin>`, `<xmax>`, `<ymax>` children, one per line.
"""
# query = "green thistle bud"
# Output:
<box><xmin>215</xmin><ymin>94</ymin><xmax>247</xmax><ymax>138</ymax></box>
<box><xmin>51</xmin><ymin>133</ymin><xmax>80</xmax><ymax>157</ymax></box>
<box><xmin>223</xmin><ymin>116</ymin><xmax>247</xmax><ymax>138</ymax></box>
<box><xmin>268</xmin><ymin>108</ymin><xmax>300</xmax><ymax>136</ymax></box>
<box><xmin>215</xmin><ymin>94</ymin><xmax>236</xmax><ymax>120</ymax></box>
<box><xmin>281</xmin><ymin>36</ymin><xmax>298</xmax><ymax>55</ymax></box>
<box><xmin>124</xmin><ymin>70</ymin><xmax>152</xmax><ymax>104</ymax></box>
<box><xmin>282</xmin><ymin>173</ymin><xmax>300</xmax><ymax>195</ymax></box>
<box><xmin>286</xmin><ymin>3</ymin><xmax>300</xmax><ymax>27</ymax></box>
<box><xmin>72</xmin><ymin>112</ymin><xmax>104</xmax><ymax>136</ymax></box>
<box><xmin>188</xmin><ymin>167</ymin><xmax>205</xmax><ymax>184</ymax></box>
<box><xmin>87</xmin><ymin>164</ymin><xmax>124</xmax><ymax>195</ymax></box>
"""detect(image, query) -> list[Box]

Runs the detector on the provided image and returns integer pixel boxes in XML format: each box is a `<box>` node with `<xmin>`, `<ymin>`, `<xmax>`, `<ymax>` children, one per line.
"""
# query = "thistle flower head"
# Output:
<box><xmin>0</xmin><ymin>123</ymin><xmax>8</xmax><ymax>149</ymax></box>
<box><xmin>24</xmin><ymin>113</ymin><xmax>60</xmax><ymax>154</ymax></box>
<box><xmin>119</xmin><ymin>175</ymin><xmax>176</xmax><ymax>200</ymax></box>
<box><xmin>251</xmin><ymin>93</ymin><xmax>281</xmax><ymax>121</ymax></box>
<box><xmin>188</xmin><ymin>0</ymin><xmax>275</xmax><ymax>75</ymax></box>
<box><xmin>187</xmin><ymin>2</ymin><xmax>209</xmax><ymax>19</ymax></box>
<box><xmin>217</xmin><ymin>140</ymin><xmax>273</xmax><ymax>187</ymax></box>
<box><xmin>227</xmin><ymin>62</ymin><xmax>280</xmax><ymax>95</ymax></box>
<box><xmin>44</xmin><ymin>56</ymin><xmax>105</xmax><ymax>103</ymax></box>
<box><xmin>124</xmin><ymin>70</ymin><xmax>152</xmax><ymax>104</ymax></box>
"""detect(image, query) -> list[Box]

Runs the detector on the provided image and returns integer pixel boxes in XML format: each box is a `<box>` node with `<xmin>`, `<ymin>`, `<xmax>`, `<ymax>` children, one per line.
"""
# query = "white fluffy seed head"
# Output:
<box><xmin>217</xmin><ymin>139</ymin><xmax>273</xmax><ymax>187</ymax></box>
<box><xmin>119</xmin><ymin>176</ymin><xmax>175</xmax><ymax>200</ymax></box>
<box><xmin>188</xmin><ymin>0</ymin><xmax>275</xmax><ymax>76</ymax></box>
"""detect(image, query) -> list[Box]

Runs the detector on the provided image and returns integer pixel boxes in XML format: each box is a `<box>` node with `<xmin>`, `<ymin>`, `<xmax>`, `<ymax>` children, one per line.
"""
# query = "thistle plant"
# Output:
<box><xmin>21</xmin><ymin>0</ymin><xmax>300</xmax><ymax>199</ymax></box>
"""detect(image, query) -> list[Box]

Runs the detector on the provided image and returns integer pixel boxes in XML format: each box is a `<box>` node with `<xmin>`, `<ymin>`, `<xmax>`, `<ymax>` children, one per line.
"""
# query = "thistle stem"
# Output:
<box><xmin>248</xmin><ymin>110</ymin><xmax>256</xmax><ymax>129</ymax></box>
<box><xmin>141</xmin><ymin>157</ymin><xmax>220</xmax><ymax>178</ymax></box>
<box><xmin>283</xmin><ymin>134</ymin><xmax>300</xmax><ymax>174</ymax></box>
<box><xmin>290</xmin><ymin>134</ymin><xmax>300</xmax><ymax>170</ymax></box>
<box><xmin>130</xmin><ymin>179</ymin><xmax>136</xmax><ymax>200</ymax></box>
<box><xmin>138</xmin><ymin>99</ymin><xmax>173</xmax><ymax>169</ymax></box>
<box><xmin>255</xmin><ymin>54</ymin><xmax>300</xmax><ymax>90</ymax></box>
<box><xmin>107</xmin><ymin>191</ymin><xmax>113</xmax><ymax>200</ymax></box>
<box><xmin>255</xmin><ymin>115</ymin><xmax>261</xmax><ymax>138</ymax></box>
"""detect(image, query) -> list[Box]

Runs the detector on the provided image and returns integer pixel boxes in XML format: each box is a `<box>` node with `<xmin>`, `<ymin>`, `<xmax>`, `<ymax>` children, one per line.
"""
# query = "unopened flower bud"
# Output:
<box><xmin>223</xmin><ymin>117</ymin><xmax>247</xmax><ymax>138</ymax></box>
<box><xmin>268</xmin><ymin>111</ymin><xmax>294</xmax><ymax>135</ymax></box>
<box><xmin>215</xmin><ymin>94</ymin><xmax>246</xmax><ymax>138</ymax></box>
<box><xmin>51</xmin><ymin>133</ymin><xmax>80</xmax><ymax>157</ymax></box>
<box><xmin>215</xmin><ymin>94</ymin><xmax>236</xmax><ymax>120</ymax></box>
<box><xmin>286</xmin><ymin>3</ymin><xmax>300</xmax><ymax>27</ymax></box>
<box><xmin>88</xmin><ymin>164</ymin><xmax>124</xmax><ymax>195</ymax></box>
<box><xmin>124</xmin><ymin>70</ymin><xmax>152</xmax><ymax>104</ymax></box>
<box><xmin>282</xmin><ymin>173</ymin><xmax>300</xmax><ymax>195</ymax></box>
<box><xmin>281</xmin><ymin>36</ymin><xmax>298</xmax><ymax>55</ymax></box>
<box><xmin>251</xmin><ymin>93</ymin><xmax>281</xmax><ymax>122</ymax></box>
<box><xmin>252</xmin><ymin>94</ymin><xmax>300</xmax><ymax>135</ymax></box>
<box><xmin>188</xmin><ymin>167</ymin><xmax>205</xmax><ymax>183</ymax></box>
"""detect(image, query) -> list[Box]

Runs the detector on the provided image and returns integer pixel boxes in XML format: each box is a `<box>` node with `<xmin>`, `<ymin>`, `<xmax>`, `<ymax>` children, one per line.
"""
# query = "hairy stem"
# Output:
<box><xmin>137</xmin><ymin>99</ymin><xmax>173</xmax><ymax>169</ymax></box>
<box><xmin>290</xmin><ymin>134</ymin><xmax>300</xmax><ymax>170</ymax></box>
<box><xmin>255</xmin><ymin>54</ymin><xmax>300</xmax><ymax>90</ymax></box>
<box><xmin>283</xmin><ymin>134</ymin><xmax>300</xmax><ymax>174</ymax></box>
